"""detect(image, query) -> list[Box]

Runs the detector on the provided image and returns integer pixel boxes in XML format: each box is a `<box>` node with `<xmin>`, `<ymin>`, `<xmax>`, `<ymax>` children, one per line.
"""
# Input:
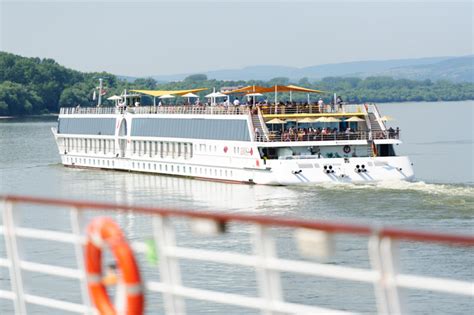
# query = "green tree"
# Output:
<box><xmin>184</xmin><ymin>74</ymin><xmax>208</xmax><ymax>82</ymax></box>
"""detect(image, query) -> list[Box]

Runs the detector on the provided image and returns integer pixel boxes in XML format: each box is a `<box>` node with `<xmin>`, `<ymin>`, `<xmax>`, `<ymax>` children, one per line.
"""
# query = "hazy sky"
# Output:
<box><xmin>1</xmin><ymin>1</ymin><xmax>473</xmax><ymax>77</ymax></box>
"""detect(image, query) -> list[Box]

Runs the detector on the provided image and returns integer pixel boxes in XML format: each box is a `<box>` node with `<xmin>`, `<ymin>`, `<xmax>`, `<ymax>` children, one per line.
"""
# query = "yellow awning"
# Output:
<box><xmin>277</xmin><ymin>85</ymin><xmax>325</xmax><ymax>94</ymax></box>
<box><xmin>131</xmin><ymin>88</ymin><xmax>208</xmax><ymax>97</ymax></box>
<box><xmin>223</xmin><ymin>85</ymin><xmax>274</xmax><ymax>94</ymax></box>
<box><xmin>225</xmin><ymin>85</ymin><xmax>325</xmax><ymax>94</ymax></box>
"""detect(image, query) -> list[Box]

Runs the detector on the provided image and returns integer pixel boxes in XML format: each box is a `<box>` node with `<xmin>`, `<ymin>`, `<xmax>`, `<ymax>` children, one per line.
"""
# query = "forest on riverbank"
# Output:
<box><xmin>1</xmin><ymin>51</ymin><xmax>473</xmax><ymax>116</ymax></box>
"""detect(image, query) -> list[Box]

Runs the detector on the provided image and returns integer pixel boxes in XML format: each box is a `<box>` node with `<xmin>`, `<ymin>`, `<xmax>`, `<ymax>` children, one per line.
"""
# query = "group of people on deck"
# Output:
<box><xmin>268</xmin><ymin>126</ymin><xmax>358</xmax><ymax>142</ymax></box>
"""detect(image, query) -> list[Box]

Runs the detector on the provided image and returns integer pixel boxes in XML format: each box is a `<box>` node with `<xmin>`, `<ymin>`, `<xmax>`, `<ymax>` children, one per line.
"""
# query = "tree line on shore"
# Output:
<box><xmin>1</xmin><ymin>51</ymin><xmax>473</xmax><ymax>116</ymax></box>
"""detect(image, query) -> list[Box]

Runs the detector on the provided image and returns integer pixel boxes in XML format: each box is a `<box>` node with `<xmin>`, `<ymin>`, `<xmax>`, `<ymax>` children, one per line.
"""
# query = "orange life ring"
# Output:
<box><xmin>85</xmin><ymin>217</ymin><xmax>144</xmax><ymax>315</ymax></box>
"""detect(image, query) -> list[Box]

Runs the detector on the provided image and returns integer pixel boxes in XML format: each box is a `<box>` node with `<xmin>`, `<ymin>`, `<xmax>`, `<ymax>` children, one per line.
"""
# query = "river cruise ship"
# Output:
<box><xmin>52</xmin><ymin>85</ymin><xmax>414</xmax><ymax>185</ymax></box>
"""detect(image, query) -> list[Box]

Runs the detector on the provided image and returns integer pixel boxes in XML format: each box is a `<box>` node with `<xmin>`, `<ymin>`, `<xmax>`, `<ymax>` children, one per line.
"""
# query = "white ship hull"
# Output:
<box><xmin>54</xmin><ymin>133</ymin><xmax>414</xmax><ymax>185</ymax></box>
<box><xmin>53</xmin><ymin>104</ymin><xmax>414</xmax><ymax>186</ymax></box>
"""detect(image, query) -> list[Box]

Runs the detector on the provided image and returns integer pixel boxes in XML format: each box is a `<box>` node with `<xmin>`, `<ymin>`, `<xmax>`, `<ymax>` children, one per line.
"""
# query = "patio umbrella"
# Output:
<box><xmin>205</xmin><ymin>90</ymin><xmax>227</xmax><ymax>105</ymax></box>
<box><xmin>159</xmin><ymin>94</ymin><xmax>175</xmax><ymax>105</ymax></box>
<box><xmin>159</xmin><ymin>94</ymin><xmax>175</xmax><ymax>99</ymax></box>
<box><xmin>107</xmin><ymin>95</ymin><xmax>122</xmax><ymax>106</ymax></box>
<box><xmin>380</xmin><ymin>115</ymin><xmax>395</xmax><ymax>121</ymax></box>
<box><xmin>266</xmin><ymin>118</ymin><xmax>286</xmax><ymax>124</ymax></box>
<box><xmin>314</xmin><ymin>117</ymin><xmax>329</xmax><ymax>123</ymax></box>
<box><xmin>181</xmin><ymin>92</ymin><xmax>199</xmax><ymax>104</ymax></box>
<box><xmin>297</xmin><ymin>117</ymin><xmax>316</xmax><ymax>123</ymax></box>
<box><xmin>344</xmin><ymin>117</ymin><xmax>365</xmax><ymax>122</ymax></box>
<box><xmin>245</xmin><ymin>92</ymin><xmax>263</xmax><ymax>105</ymax></box>
<box><xmin>266</xmin><ymin>118</ymin><xmax>286</xmax><ymax>132</ymax></box>
<box><xmin>325</xmin><ymin>117</ymin><xmax>341</xmax><ymax>123</ymax></box>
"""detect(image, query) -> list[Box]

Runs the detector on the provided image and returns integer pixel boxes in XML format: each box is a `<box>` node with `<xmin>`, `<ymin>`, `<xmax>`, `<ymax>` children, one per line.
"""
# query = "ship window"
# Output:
<box><xmin>171</xmin><ymin>165</ymin><xmax>174</xmax><ymax>172</ymax></box>
<box><xmin>144</xmin><ymin>141</ymin><xmax>147</xmax><ymax>155</ymax></box>
<box><xmin>133</xmin><ymin>141</ymin><xmax>136</xmax><ymax>154</ymax></box>
<box><xmin>132</xmin><ymin>162</ymin><xmax>135</xmax><ymax>168</ymax></box>
<box><xmin>143</xmin><ymin>163</ymin><xmax>146</xmax><ymax>169</ymax></box>
<box><xmin>200</xmin><ymin>144</ymin><xmax>206</xmax><ymax>152</ymax></box>
<box><xmin>154</xmin><ymin>142</ymin><xmax>158</xmax><ymax>156</ymax></box>
<box><xmin>225</xmin><ymin>170</ymin><xmax>228</xmax><ymax>176</ymax></box>
<box><xmin>160</xmin><ymin>164</ymin><xmax>162</xmax><ymax>171</ymax></box>
<box><xmin>90</xmin><ymin>139</ymin><xmax>93</xmax><ymax>151</ymax></box>
<box><xmin>189</xmin><ymin>167</ymin><xmax>191</xmax><ymax>173</ymax></box>
<box><xmin>148</xmin><ymin>163</ymin><xmax>151</xmax><ymax>170</ymax></box>
<box><xmin>177</xmin><ymin>166</ymin><xmax>180</xmax><ymax>172</ymax></box>
<box><xmin>165</xmin><ymin>165</ymin><xmax>168</xmax><ymax>171</ymax></box>
<box><xmin>377</xmin><ymin>144</ymin><xmax>396</xmax><ymax>157</ymax></box>
<box><xmin>98</xmin><ymin>139</ymin><xmax>102</xmax><ymax>152</ymax></box>
<box><xmin>154</xmin><ymin>164</ymin><xmax>156</xmax><ymax>170</ymax></box>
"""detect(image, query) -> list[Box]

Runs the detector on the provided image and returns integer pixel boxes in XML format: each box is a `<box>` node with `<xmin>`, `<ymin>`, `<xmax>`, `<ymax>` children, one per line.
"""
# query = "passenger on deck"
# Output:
<box><xmin>233</xmin><ymin>98</ymin><xmax>240</xmax><ymax>106</ymax></box>
<box><xmin>336</xmin><ymin>96</ymin><xmax>343</xmax><ymax>112</ymax></box>
<box><xmin>388</xmin><ymin>127</ymin><xmax>395</xmax><ymax>138</ymax></box>
<box><xmin>255</xmin><ymin>127</ymin><xmax>261</xmax><ymax>140</ymax></box>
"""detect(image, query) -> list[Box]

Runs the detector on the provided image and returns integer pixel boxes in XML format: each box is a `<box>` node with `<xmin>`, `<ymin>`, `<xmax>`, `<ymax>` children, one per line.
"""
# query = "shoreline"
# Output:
<box><xmin>0</xmin><ymin>114</ymin><xmax>59</xmax><ymax>120</ymax></box>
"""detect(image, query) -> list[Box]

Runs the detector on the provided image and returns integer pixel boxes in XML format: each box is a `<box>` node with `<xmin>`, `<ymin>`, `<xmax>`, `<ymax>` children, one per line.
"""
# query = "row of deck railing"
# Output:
<box><xmin>1</xmin><ymin>195</ymin><xmax>473</xmax><ymax>315</ymax></box>
<box><xmin>256</xmin><ymin>130</ymin><xmax>399</xmax><ymax>142</ymax></box>
<box><xmin>60</xmin><ymin>105</ymin><xmax>251</xmax><ymax>115</ymax></box>
<box><xmin>59</xmin><ymin>104</ymin><xmax>368</xmax><ymax>116</ymax></box>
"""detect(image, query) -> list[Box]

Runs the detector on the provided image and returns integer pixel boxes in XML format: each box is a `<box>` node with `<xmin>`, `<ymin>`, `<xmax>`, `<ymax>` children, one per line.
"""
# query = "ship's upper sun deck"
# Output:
<box><xmin>59</xmin><ymin>103</ymin><xmax>367</xmax><ymax>117</ymax></box>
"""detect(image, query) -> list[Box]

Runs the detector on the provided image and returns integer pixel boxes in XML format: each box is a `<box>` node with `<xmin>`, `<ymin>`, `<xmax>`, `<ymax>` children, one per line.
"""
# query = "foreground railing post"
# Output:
<box><xmin>153</xmin><ymin>215</ymin><xmax>185</xmax><ymax>314</ymax></box>
<box><xmin>2</xmin><ymin>200</ymin><xmax>27</xmax><ymax>314</ymax></box>
<box><xmin>380</xmin><ymin>237</ymin><xmax>403</xmax><ymax>315</ymax></box>
<box><xmin>253</xmin><ymin>225</ymin><xmax>282</xmax><ymax>315</ymax></box>
<box><xmin>369</xmin><ymin>234</ymin><xmax>389</xmax><ymax>314</ymax></box>
<box><xmin>70</xmin><ymin>207</ymin><xmax>93</xmax><ymax>314</ymax></box>
<box><xmin>369</xmin><ymin>234</ymin><xmax>403</xmax><ymax>315</ymax></box>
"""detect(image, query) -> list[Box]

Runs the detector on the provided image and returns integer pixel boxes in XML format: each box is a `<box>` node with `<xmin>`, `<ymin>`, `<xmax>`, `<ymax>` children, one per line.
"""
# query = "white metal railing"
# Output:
<box><xmin>259</xmin><ymin>103</ymin><xmax>366</xmax><ymax>115</ymax></box>
<box><xmin>59</xmin><ymin>104</ymin><xmax>369</xmax><ymax>116</ymax></box>
<box><xmin>60</xmin><ymin>106</ymin><xmax>251</xmax><ymax>116</ymax></box>
<box><xmin>1</xmin><ymin>195</ymin><xmax>473</xmax><ymax>315</ymax></box>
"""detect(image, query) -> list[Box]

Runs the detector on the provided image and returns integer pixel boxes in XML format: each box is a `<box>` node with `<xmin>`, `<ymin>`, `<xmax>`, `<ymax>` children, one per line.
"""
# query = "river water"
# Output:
<box><xmin>0</xmin><ymin>101</ymin><xmax>473</xmax><ymax>314</ymax></box>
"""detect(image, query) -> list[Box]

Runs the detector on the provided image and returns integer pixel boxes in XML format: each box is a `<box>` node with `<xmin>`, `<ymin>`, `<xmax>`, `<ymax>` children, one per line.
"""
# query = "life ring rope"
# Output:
<box><xmin>85</xmin><ymin>217</ymin><xmax>144</xmax><ymax>315</ymax></box>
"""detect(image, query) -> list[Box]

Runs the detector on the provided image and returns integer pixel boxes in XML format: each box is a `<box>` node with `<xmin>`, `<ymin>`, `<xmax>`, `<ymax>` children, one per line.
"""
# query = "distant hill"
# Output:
<box><xmin>151</xmin><ymin>56</ymin><xmax>473</xmax><ymax>83</ymax></box>
<box><xmin>377</xmin><ymin>56</ymin><xmax>473</xmax><ymax>82</ymax></box>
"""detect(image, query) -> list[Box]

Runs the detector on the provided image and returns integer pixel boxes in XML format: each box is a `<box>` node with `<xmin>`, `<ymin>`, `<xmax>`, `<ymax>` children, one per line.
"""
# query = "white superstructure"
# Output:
<box><xmin>52</xmin><ymin>93</ymin><xmax>414</xmax><ymax>185</ymax></box>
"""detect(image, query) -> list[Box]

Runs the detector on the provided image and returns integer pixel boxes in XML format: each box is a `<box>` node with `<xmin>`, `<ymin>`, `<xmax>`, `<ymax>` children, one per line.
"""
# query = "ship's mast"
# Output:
<box><xmin>98</xmin><ymin>78</ymin><xmax>103</xmax><ymax>107</ymax></box>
